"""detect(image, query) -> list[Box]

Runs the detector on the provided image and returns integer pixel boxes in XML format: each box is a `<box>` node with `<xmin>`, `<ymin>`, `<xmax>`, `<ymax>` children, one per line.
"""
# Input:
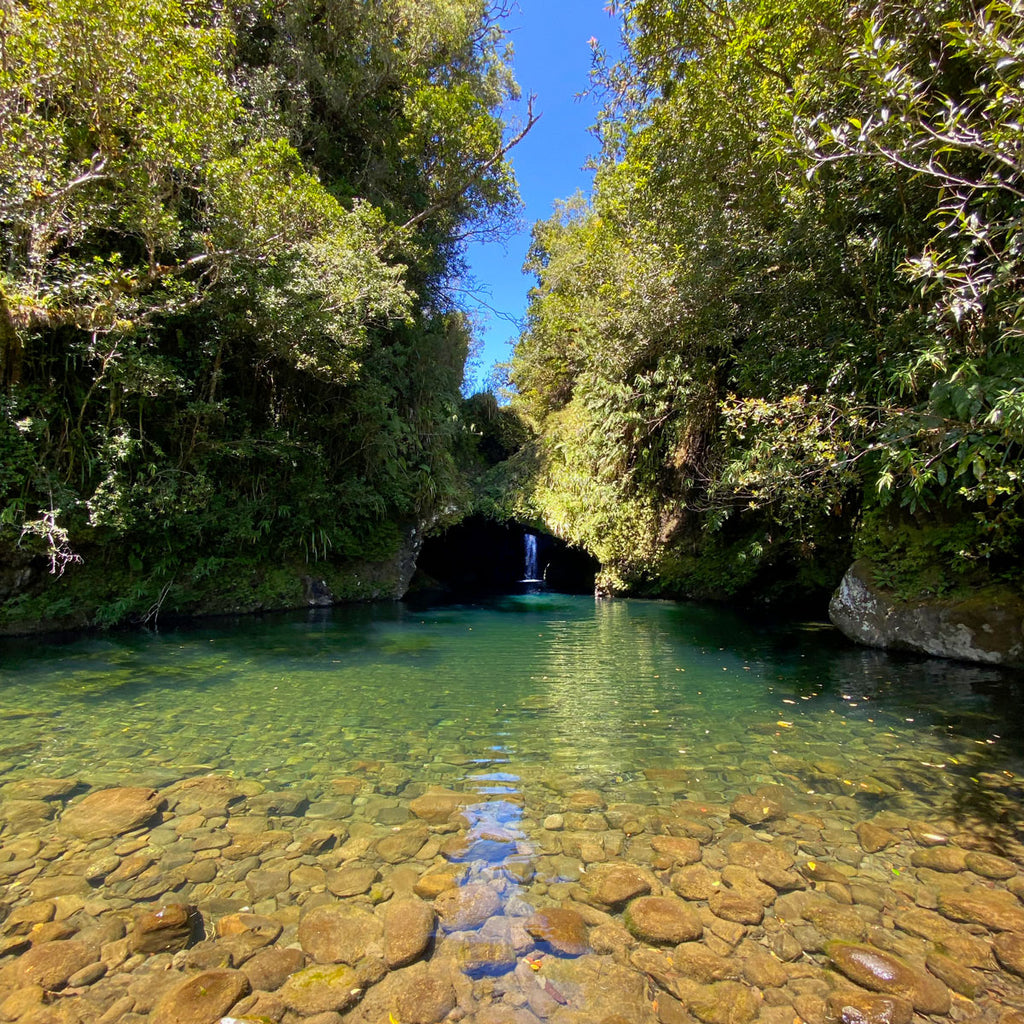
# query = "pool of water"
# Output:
<box><xmin>1</xmin><ymin>594</ymin><xmax>1023</xmax><ymax>1023</ymax></box>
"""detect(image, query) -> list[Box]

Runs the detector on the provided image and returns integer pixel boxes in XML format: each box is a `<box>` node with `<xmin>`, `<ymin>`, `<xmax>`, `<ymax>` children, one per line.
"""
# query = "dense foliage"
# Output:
<box><xmin>0</xmin><ymin>0</ymin><xmax>525</xmax><ymax>625</ymax></box>
<box><xmin>511</xmin><ymin>0</ymin><xmax>1024</xmax><ymax>603</ymax></box>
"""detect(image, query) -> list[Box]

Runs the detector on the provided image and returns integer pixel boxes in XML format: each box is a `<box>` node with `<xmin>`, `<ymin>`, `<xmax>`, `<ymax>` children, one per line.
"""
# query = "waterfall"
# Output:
<box><xmin>523</xmin><ymin>533</ymin><xmax>539</xmax><ymax>582</ymax></box>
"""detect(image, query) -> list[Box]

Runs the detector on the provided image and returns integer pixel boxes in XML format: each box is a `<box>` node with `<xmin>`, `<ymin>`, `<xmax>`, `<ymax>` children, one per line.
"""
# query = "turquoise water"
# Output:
<box><xmin>1</xmin><ymin>594</ymin><xmax>1021</xmax><ymax>821</ymax></box>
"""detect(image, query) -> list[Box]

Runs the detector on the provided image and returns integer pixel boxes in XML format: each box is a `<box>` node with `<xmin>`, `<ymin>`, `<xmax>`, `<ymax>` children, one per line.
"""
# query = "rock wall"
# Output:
<box><xmin>829</xmin><ymin>559</ymin><xmax>1024</xmax><ymax>667</ymax></box>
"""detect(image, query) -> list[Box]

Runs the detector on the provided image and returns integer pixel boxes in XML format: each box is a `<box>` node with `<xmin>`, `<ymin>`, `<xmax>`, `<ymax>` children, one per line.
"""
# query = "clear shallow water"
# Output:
<box><xmin>1</xmin><ymin>594</ymin><xmax>1022</xmax><ymax>820</ymax></box>
<box><xmin>3</xmin><ymin>594</ymin><xmax>1024</xmax><ymax>1023</ymax></box>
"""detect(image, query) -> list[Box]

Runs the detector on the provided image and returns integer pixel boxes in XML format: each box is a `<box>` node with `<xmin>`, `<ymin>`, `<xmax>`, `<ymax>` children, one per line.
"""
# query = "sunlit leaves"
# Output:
<box><xmin>513</xmin><ymin>0</ymin><xmax>1024</xmax><ymax>599</ymax></box>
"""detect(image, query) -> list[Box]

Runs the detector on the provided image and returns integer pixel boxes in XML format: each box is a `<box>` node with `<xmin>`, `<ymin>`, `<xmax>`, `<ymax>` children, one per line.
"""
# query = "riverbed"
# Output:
<box><xmin>0</xmin><ymin>594</ymin><xmax>1022</xmax><ymax>1023</ymax></box>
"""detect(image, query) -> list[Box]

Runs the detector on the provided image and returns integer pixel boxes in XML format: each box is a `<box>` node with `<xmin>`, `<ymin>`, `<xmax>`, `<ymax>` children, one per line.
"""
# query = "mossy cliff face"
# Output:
<box><xmin>830</xmin><ymin>560</ymin><xmax>1024</xmax><ymax>667</ymax></box>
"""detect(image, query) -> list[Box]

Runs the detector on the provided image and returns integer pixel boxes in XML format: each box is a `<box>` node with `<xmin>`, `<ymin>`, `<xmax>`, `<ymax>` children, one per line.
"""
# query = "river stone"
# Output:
<box><xmin>993</xmin><ymin>932</ymin><xmax>1024</xmax><ymax>978</ymax></box>
<box><xmin>925</xmin><ymin>951</ymin><xmax>984</xmax><ymax>998</ymax></box>
<box><xmin>167</xmin><ymin>774</ymin><xmax>248</xmax><ymax>815</ymax></box>
<box><xmin>671</xmin><ymin>863</ymin><xmax>721</xmax><ymax>901</ymax></box>
<box><xmin>965</xmin><ymin>850</ymin><xmax>1018</xmax><ymax>879</ymax></box>
<box><xmin>676</xmin><ymin>978</ymin><xmax>762</xmax><ymax>1024</ymax></box>
<box><xmin>581</xmin><ymin>863</ymin><xmax>653</xmax><ymax>907</ymax></box>
<box><xmin>441</xmin><ymin>832</ymin><xmax>515</xmax><ymax>863</ymax></box>
<box><xmin>826</xmin><ymin>942</ymin><xmax>951</xmax><ymax>1014</ymax></box>
<box><xmin>709</xmin><ymin>890</ymin><xmax>764</xmax><ymax>926</ymax></box>
<box><xmin>825</xmin><ymin>990</ymin><xmax>914</xmax><ymax>1024</ymax></box>
<box><xmin>58</xmin><ymin>787</ymin><xmax>164</xmax><ymax>839</ymax></box>
<box><xmin>131</xmin><ymin>903</ymin><xmax>196</xmax><ymax>953</ymax></box>
<box><xmin>106</xmin><ymin>851</ymin><xmax>156</xmax><ymax>883</ymax></box>
<box><xmin>326</xmin><ymin>863</ymin><xmax>379</xmax><ymax>897</ymax></box>
<box><xmin>434</xmin><ymin>883</ymin><xmax>501</xmax><ymax>932</ymax></box>
<box><xmin>408</xmin><ymin>790</ymin><xmax>470</xmax><ymax>824</ymax></box>
<box><xmin>443</xmin><ymin>933</ymin><xmax>517</xmax><ymax>977</ymax></box>
<box><xmin>215</xmin><ymin>912</ymin><xmax>282</xmax><ymax>948</ymax></box>
<box><xmin>279</xmin><ymin>963</ymin><xmax>361</xmax><ymax>1015</ymax></box>
<box><xmin>0</xmin><ymin>986</ymin><xmax>46</xmax><ymax>1020</ymax></box>
<box><xmin>624</xmin><ymin>896</ymin><xmax>703</xmax><ymax>945</ymax></box>
<box><xmin>651</xmin><ymin>835</ymin><xmax>702</xmax><ymax>865</ymax></box>
<box><xmin>908</xmin><ymin>820</ymin><xmax>949</xmax><ymax>846</ymax></box>
<box><xmin>299</xmin><ymin>903</ymin><xmax>383</xmax><ymax>964</ymax></box>
<box><xmin>730</xmin><ymin>793</ymin><xmax>784</xmax><ymax>825</ymax></box>
<box><xmin>377</xmin><ymin>826</ymin><xmax>429</xmax><ymax>864</ymax></box>
<box><xmin>394</xmin><ymin>961</ymin><xmax>457</xmax><ymax>1024</ymax></box>
<box><xmin>2</xmin><ymin>777</ymin><xmax>77</xmax><ymax>802</ymax></box>
<box><xmin>910</xmin><ymin>847</ymin><xmax>967</xmax><ymax>872</ymax></box>
<box><xmin>938</xmin><ymin>890</ymin><xmax>1024</xmax><ymax>932</ymax></box>
<box><xmin>672</xmin><ymin>942</ymin><xmax>741</xmax><ymax>983</ymax></box>
<box><xmin>3</xmin><ymin>901</ymin><xmax>56</xmax><ymax>935</ymax></box>
<box><xmin>720</xmin><ymin>865</ymin><xmax>776</xmax><ymax>906</ymax></box>
<box><xmin>413</xmin><ymin>867</ymin><xmax>463</xmax><ymax>900</ymax></box>
<box><xmin>245</xmin><ymin>866</ymin><xmax>291</xmax><ymax>901</ymax></box>
<box><xmin>855</xmin><ymin>823</ymin><xmax>895</xmax><ymax>854</ymax></box>
<box><xmin>383</xmin><ymin>898</ymin><xmax>436</xmax><ymax>968</ymax></box>
<box><xmin>241</xmin><ymin>946</ymin><xmax>306</xmax><ymax>992</ymax></box>
<box><xmin>247</xmin><ymin>789</ymin><xmax>309</xmax><ymax>816</ymax></box>
<box><xmin>17</xmin><ymin>939</ymin><xmax>94</xmax><ymax>989</ymax></box>
<box><xmin>150</xmin><ymin>968</ymin><xmax>250</xmax><ymax>1024</ymax></box>
<box><xmin>726</xmin><ymin>840</ymin><xmax>794</xmax><ymax>874</ymax></box>
<box><xmin>798</xmin><ymin>894</ymin><xmax>871</xmax><ymax>942</ymax></box>
<box><xmin>0</xmin><ymin>799</ymin><xmax>55</xmax><ymax>827</ymax></box>
<box><xmin>525</xmin><ymin>907</ymin><xmax>588</xmax><ymax>956</ymax></box>
<box><xmin>30</xmin><ymin>920</ymin><xmax>76</xmax><ymax>944</ymax></box>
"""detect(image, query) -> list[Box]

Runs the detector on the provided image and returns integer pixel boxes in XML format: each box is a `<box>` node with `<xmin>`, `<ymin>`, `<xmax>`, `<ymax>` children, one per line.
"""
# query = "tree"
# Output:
<box><xmin>511</xmin><ymin>0</ymin><xmax>1023</xmax><ymax>602</ymax></box>
<box><xmin>0</xmin><ymin>0</ymin><xmax>528</xmax><ymax>625</ymax></box>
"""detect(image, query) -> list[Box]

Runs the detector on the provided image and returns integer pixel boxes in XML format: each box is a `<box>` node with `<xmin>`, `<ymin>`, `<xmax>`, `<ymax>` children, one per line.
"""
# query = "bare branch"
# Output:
<box><xmin>398</xmin><ymin>95</ymin><xmax>540</xmax><ymax>235</ymax></box>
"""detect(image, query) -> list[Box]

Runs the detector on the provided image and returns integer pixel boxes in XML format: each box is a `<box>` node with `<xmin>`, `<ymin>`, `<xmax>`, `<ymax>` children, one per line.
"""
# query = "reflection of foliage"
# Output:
<box><xmin>510</xmin><ymin>0</ymin><xmax>1024</xmax><ymax>602</ymax></box>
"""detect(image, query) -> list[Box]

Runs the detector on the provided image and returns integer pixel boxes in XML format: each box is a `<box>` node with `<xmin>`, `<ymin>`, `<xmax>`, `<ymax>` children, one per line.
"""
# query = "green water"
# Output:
<box><xmin>1</xmin><ymin>594</ymin><xmax>1021</xmax><ymax>823</ymax></box>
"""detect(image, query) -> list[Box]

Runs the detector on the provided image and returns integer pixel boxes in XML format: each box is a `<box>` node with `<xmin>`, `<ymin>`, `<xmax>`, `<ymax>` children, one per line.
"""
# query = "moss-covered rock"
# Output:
<box><xmin>829</xmin><ymin>559</ymin><xmax>1024</xmax><ymax>666</ymax></box>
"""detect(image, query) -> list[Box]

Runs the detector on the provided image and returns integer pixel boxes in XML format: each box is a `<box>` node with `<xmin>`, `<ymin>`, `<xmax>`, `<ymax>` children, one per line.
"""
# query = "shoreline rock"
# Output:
<box><xmin>829</xmin><ymin>559</ymin><xmax>1024</xmax><ymax>666</ymax></box>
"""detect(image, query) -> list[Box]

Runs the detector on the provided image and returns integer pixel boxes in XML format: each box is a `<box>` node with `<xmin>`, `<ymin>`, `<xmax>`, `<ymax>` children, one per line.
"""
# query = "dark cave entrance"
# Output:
<box><xmin>414</xmin><ymin>516</ymin><xmax>598</xmax><ymax>596</ymax></box>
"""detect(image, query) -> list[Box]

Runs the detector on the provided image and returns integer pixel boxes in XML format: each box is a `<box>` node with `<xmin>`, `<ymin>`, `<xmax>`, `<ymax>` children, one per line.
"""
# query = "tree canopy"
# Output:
<box><xmin>510</xmin><ymin>0</ymin><xmax>1024</xmax><ymax>602</ymax></box>
<box><xmin>0</xmin><ymin>0</ymin><xmax>526</xmax><ymax>624</ymax></box>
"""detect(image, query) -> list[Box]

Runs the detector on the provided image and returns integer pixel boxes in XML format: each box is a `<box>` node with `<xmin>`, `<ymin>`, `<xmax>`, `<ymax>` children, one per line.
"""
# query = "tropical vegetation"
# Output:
<box><xmin>0</xmin><ymin>0</ymin><xmax>527</xmax><ymax>626</ymax></box>
<box><xmin>509</xmin><ymin>0</ymin><xmax>1024</xmax><ymax>604</ymax></box>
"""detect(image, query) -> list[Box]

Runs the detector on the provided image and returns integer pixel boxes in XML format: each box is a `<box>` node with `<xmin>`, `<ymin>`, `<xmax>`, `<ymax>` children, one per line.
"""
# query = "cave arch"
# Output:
<box><xmin>414</xmin><ymin>516</ymin><xmax>598</xmax><ymax>596</ymax></box>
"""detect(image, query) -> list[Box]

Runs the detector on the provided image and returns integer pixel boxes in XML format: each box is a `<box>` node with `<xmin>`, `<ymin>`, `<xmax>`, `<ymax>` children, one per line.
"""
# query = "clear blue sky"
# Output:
<box><xmin>459</xmin><ymin>0</ymin><xmax>619</xmax><ymax>391</ymax></box>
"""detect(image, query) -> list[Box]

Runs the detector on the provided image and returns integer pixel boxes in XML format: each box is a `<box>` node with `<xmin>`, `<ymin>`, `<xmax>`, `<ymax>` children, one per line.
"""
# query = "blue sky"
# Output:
<box><xmin>459</xmin><ymin>0</ymin><xmax>619</xmax><ymax>391</ymax></box>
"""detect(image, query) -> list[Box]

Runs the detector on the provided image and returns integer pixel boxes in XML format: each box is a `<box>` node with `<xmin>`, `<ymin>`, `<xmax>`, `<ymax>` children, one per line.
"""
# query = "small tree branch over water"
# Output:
<box><xmin>19</xmin><ymin>507</ymin><xmax>83</xmax><ymax>577</ymax></box>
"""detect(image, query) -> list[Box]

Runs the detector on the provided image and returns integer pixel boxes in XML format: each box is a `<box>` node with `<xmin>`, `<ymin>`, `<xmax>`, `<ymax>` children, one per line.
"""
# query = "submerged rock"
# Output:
<box><xmin>298</xmin><ymin>903</ymin><xmax>383</xmax><ymax>965</ymax></box>
<box><xmin>58</xmin><ymin>786</ymin><xmax>164</xmax><ymax>839</ymax></box>
<box><xmin>131</xmin><ymin>903</ymin><xmax>197</xmax><ymax>954</ymax></box>
<box><xmin>434</xmin><ymin>883</ymin><xmax>501</xmax><ymax>932</ymax></box>
<box><xmin>826</xmin><ymin>941</ymin><xmax>951</xmax><ymax>1014</ymax></box>
<box><xmin>581</xmin><ymin>862</ymin><xmax>654</xmax><ymax>908</ymax></box>
<box><xmin>151</xmin><ymin>969</ymin><xmax>250</xmax><ymax>1024</ymax></box>
<box><xmin>383</xmin><ymin>898</ymin><xmax>436</xmax><ymax>968</ymax></box>
<box><xmin>624</xmin><ymin>896</ymin><xmax>703</xmax><ymax>945</ymax></box>
<box><xmin>16</xmin><ymin>939</ymin><xmax>95</xmax><ymax>990</ymax></box>
<box><xmin>525</xmin><ymin>907</ymin><xmax>588</xmax><ymax>956</ymax></box>
<box><xmin>825</xmin><ymin>990</ymin><xmax>914</xmax><ymax>1024</ymax></box>
<box><xmin>279</xmin><ymin>963</ymin><xmax>362</xmax><ymax>1015</ymax></box>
